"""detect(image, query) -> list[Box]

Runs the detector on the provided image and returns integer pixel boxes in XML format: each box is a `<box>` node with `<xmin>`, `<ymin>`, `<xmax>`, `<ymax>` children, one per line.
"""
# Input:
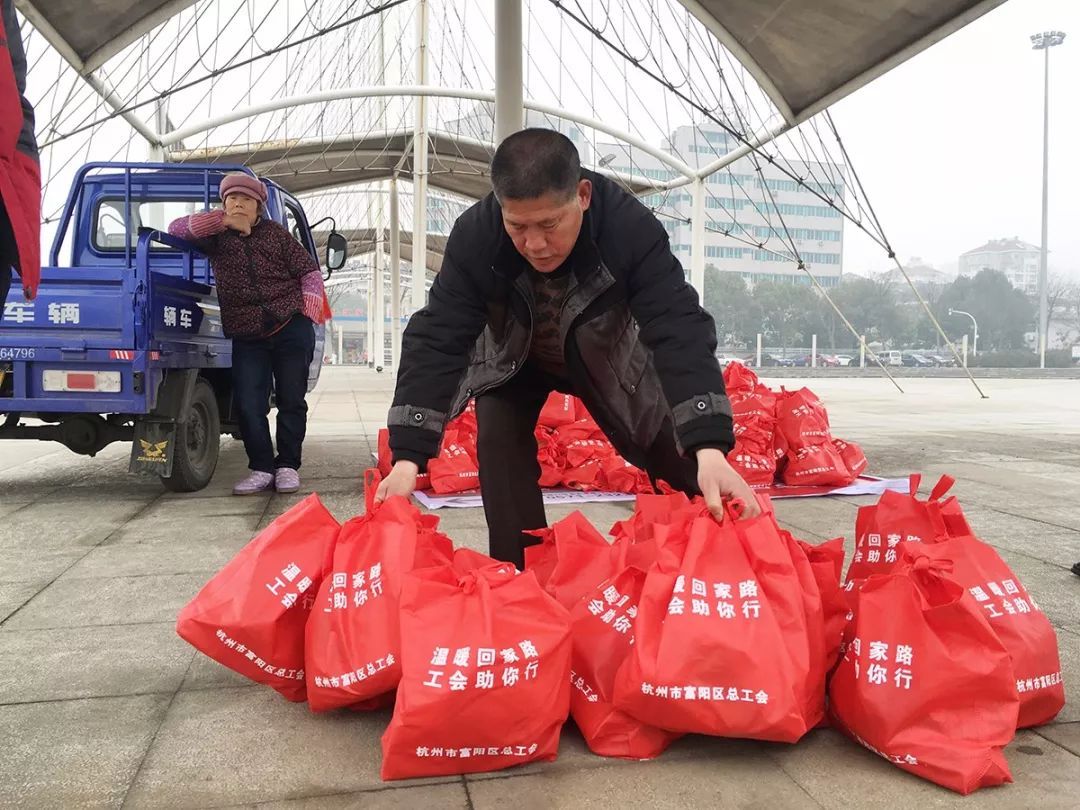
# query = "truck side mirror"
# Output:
<box><xmin>326</xmin><ymin>231</ymin><xmax>347</xmax><ymax>271</ymax></box>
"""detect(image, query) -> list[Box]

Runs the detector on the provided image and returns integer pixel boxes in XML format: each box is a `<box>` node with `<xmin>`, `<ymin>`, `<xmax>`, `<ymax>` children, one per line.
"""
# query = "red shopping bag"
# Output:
<box><xmin>847</xmin><ymin>475</ymin><xmax>971</xmax><ymax>584</ymax></box>
<box><xmin>794</xmin><ymin>536</ymin><xmax>847</xmax><ymax>674</ymax></box>
<box><xmin>176</xmin><ymin>494</ymin><xmax>340</xmax><ymax>701</ymax></box>
<box><xmin>535</xmin><ymin>426</ymin><xmax>566</xmax><ymax>487</ymax></box>
<box><xmin>381</xmin><ymin>554</ymin><xmax>573</xmax><ymax>780</ymax></box>
<box><xmin>614</xmin><ymin>499</ymin><xmax>822</xmax><ymax>741</ymax></box>
<box><xmin>728</xmin><ymin>446</ymin><xmax>777</xmax><ymax>487</ymax></box>
<box><xmin>599</xmin><ymin>456</ymin><xmax>652</xmax><ymax>494</ymax></box>
<box><xmin>723</xmin><ymin>361</ymin><xmax>759</xmax><ymax>399</ymax></box>
<box><xmin>828</xmin><ymin>555</ymin><xmax>1018</xmax><ymax>794</ymax></box>
<box><xmin>833</xmin><ymin>438</ymin><xmax>868</xmax><ymax>478</ymax></box>
<box><xmin>305</xmin><ymin>474</ymin><xmax>453</xmax><ymax>712</ymax></box>
<box><xmin>539</xmin><ymin>392</ymin><xmax>577</xmax><ymax>427</ymax></box>
<box><xmin>782</xmin><ymin>442</ymin><xmax>853</xmax><ymax>487</ymax></box>
<box><xmin>609</xmin><ymin>489</ymin><xmax>701</xmax><ymax>546</ymax></box>
<box><xmin>901</xmin><ymin>538</ymin><xmax>1064</xmax><ymax>728</ymax></box>
<box><xmin>570</xmin><ymin>556</ymin><xmax>682</xmax><ymax>759</ymax></box>
<box><xmin>428</xmin><ymin>441</ymin><xmax>480</xmax><ymax>494</ymax></box>
<box><xmin>562</xmin><ymin>458</ymin><xmax>605</xmax><ymax>491</ymax></box>
<box><xmin>776</xmin><ymin>388</ymin><xmax>832</xmax><ymax>448</ymax></box>
<box><xmin>525</xmin><ymin>511</ymin><xmax>614</xmax><ymax>610</ymax></box>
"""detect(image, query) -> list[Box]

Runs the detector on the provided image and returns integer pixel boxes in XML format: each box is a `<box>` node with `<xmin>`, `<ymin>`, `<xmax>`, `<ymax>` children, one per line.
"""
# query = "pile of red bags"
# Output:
<box><xmin>684</xmin><ymin>362</ymin><xmax>867</xmax><ymax>488</ymax></box>
<box><xmin>175</xmin><ymin>468</ymin><xmax>1063</xmax><ymax>794</ymax></box>
<box><xmin>378</xmin><ymin>364</ymin><xmax>867</xmax><ymax>495</ymax></box>
<box><xmin>829</xmin><ymin>473</ymin><xmax>1065</xmax><ymax>793</ymax></box>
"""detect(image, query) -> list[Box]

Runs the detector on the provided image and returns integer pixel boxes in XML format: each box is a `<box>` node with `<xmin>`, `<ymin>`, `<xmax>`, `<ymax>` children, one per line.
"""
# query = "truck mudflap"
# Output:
<box><xmin>129</xmin><ymin>419</ymin><xmax>177</xmax><ymax>477</ymax></box>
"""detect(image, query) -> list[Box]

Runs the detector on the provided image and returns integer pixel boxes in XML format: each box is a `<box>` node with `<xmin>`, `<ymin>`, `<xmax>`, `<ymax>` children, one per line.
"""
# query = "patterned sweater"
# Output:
<box><xmin>168</xmin><ymin>210</ymin><xmax>326</xmax><ymax>338</ymax></box>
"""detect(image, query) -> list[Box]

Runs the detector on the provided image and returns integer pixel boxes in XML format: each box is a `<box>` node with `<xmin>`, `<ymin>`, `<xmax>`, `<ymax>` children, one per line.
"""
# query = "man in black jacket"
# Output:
<box><xmin>376</xmin><ymin>128</ymin><xmax>757</xmax><ymax>567</ymax></box>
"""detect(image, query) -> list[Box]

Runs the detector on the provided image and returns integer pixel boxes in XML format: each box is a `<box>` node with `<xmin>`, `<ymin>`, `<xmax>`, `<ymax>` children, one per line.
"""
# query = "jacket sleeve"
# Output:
<box><xmin>168</xmin><ymin>210</ymin><xmax>225</xmax><ymax>254</ymax></box>
<box><xmin>624</xmin><ymin>212</ymin><xmax>734</xmax><ymax>455</ymax></box>
<box><xmin>387</xmin><ymin>225</ymin><xmax>489</xmax><ymax>470</ymax></box>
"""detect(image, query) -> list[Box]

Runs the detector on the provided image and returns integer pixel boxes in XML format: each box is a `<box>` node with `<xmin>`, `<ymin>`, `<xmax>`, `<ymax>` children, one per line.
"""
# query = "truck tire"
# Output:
<box><xmin>161</xmin><ymin>378</ymin><xmax>220</xmax><ymax>492</ymax></box>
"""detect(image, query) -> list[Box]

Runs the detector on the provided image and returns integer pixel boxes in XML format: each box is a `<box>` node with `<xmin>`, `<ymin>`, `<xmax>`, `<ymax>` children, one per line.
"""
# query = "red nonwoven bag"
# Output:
<box><xmin>539</xmin><ymin>392</ymin><xmax>577</xmax><ymax>427</ymax></box>
<box><xmin>727</xmin><ymin>446</ymin><xmax>777</xmax><ymax>487</ymax></box>
<box><xmin>380</xmin><ymin>554</ymin><xmax>573</xmax><ymax>780</ymax></box>
<box><xmin>562</xmin><ymin>458</ymin><xmax>605</xmax><ymax>491</ymax></box>
<box><xmin>176</xmin><ymin>494</ymin><xmax>340</xmax><ymax>701</ymax></box>
<box><xmin>535</xmin><ymin>426</ymin><xmax>565</xmax><ymax>487</ymax></box>
<box><xmin>900</xmin><ymin>538</ymin><xmax>1064</xmax><ymax>728</ymax></box>
<box><xmin>846</xmin><ymin>475</ymin><xmax>970</xmax><ymax>585</ymax></box>
<box><xmin>614</xmin><ymin>499</ymin><xmax>822</xmax><ymax>742</ymax></box>
<box><xmin>828</xmin><ymin>555</ymin><xmax>1018</xmax><ymax>794</ymax></box>
<box><xmin>833</xmin><ymin>438</ymin><xmax>868</xmax><ymax>478</ymax></box>
<box><xmin>525</xmin><ymin>511</ymin><xmax>614</xmax><ymax>610</ymax></box>
<box><xmin>776</xmin><ymin>388</ymin><xmax>832</xmax><ymax>448</ymax></box>
<box><xmin>428</xmin><ymin>441</ymin><xmax>480</xmax><ymax>494</ymax></box>
<box><xmin>723</xmin><ymin>362</ymin><xmax>760</xmax><ymax>399</ymax></box>
<box><xmin>599</xmin><ymin>456</ymin><xmax>652</xmax><ymax>494</ymax></box>
<box><xmin>781</xmin><ymin>442</ymin><xmax>853</xmax><ymax>487</ymax></box>
<box><xmin>569</xmin><ymin>554</ymin><xmax>682</xmax><ymax>759</ymax></box>
<box><xmin>305</xmin><ymin>474</ymin><xmax>453</xmax><ymax>712</ymax></box>
<box><xmin>794</xmin><ymin>536</ymin><xmax>847</xmax><ymax>674</ymax></box>
<box><xmin>609</xmin><ymin>489</ymin><xmax>701</xmax><ymax>547</ymax></box>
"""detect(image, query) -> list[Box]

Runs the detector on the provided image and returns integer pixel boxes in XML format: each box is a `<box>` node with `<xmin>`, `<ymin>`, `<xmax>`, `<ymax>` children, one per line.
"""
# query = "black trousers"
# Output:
<box><xmin>232</xmin><ymin>315</ymin><xmax>315</xmax><ymax>473</ymax></box>
<box><xmin>475</xmin><ymin>363</ymin><xmax>699</xmax><ymax>568</ymax></box>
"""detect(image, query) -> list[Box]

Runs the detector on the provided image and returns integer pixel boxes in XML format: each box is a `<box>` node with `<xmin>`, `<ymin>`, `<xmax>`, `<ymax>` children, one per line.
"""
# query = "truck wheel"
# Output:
<box><xmin>161</xmin><ymin>378</ymin><xmax>220</xmax><ymax>492</ymax></box>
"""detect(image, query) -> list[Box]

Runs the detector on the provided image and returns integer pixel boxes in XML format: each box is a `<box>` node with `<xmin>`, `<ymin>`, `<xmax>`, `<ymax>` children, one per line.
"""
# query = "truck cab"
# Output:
<box><xmin>0</xmin><ymin>162</ymin><xmax>346</xmax><ymax>491</ymax></box>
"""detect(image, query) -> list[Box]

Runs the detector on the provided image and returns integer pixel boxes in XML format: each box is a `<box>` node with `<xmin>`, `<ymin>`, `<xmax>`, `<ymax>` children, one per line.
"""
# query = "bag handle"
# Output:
<box><xmin>363</xmin><ymin>468</ymin><xmax>382</xmax><ymax>514</ymax></box>
<box><xmin>929</xmin><ymin>475</ymin><xmax>956</xmax><ymax>502</ymax></box>
<box><xmin>908</xmin><ymin>474</ymin><xmax>921</xmax><ymax>497</ymax></box>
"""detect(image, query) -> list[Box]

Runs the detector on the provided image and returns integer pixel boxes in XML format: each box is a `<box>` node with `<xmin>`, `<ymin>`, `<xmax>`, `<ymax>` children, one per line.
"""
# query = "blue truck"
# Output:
<box><xmin>0</xmin><ymin>162</ymin><xmax>347</xmax><ymax>491</ymax></box>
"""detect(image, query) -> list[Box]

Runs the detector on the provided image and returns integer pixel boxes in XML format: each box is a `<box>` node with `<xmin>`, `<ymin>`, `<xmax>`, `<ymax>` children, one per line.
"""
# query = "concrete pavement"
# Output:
<box><xmin>1</xmin><ymin>368</ymin><xmax>1077</xmax><ymax>808</ymax></box>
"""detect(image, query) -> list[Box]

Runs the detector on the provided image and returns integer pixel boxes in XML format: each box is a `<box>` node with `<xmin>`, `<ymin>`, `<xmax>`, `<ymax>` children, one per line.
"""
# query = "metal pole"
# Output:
<box><xmin>390</xmin><ymin>175</ymin><xmax>402</xmax><ymax>369</ymax></box>
<box><xmin>366</xmin><ymin>273</ymin><xmax>374</xmax><ymax>367</ymax></box>
<box><xmin>859</xmin><ymin>336</ymin><xmax>866</xmax><ymax>368</ymax></box>
<box><xmin>690</xmin><ymin>178</ymin><xmax>706</xmax><ymax>301</ymax></box>
<box><xmin>495</xmin><ymin>0</ymin><xmax>524</xmax><ymax>143</ymax></box>
<box><xmin>411</xmin><ymin>0</ymin><xmax>430</xmax><ymax>313</ymax></box>
<box><xmin>337</xmin><ymin>322</ymin><xmax>343</xmax><ymax>365</ymax></box>
<box><xmin>962</xmin><ymin>333</ymin><xmax>969</xmax><ymax>368</ymax></box>
<box><xmin>756</xmin><ymin>333</ymin><xmax>762</xmax><ymax>367</ymax></box>
<box><xmin>811</xmin><ymin>334</ymin><xmax>818</xmax><ymax>368</ymax></box>
<box><xmin>1038</xmin><ymin>43</ymin><xmax>1050</xmax><ymax>369</ymax></box>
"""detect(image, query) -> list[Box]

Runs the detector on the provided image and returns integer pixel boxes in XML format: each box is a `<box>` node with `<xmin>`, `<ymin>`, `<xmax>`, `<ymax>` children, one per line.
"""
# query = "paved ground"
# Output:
<box><xmin>1</xmin><ymin>368</ymin><xmax>1078</xmax><ymax>809</ymax></box>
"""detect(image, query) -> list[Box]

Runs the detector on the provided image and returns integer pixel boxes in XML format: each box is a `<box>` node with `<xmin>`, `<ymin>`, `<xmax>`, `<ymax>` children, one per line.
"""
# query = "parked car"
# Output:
<box><xmin>745</xmin><ymin>353</ymin><xmax>792</xmax><ymax>367</ymax></box>
<box><xmin>924</xmin><ymin>353</ymin><xmax>957</xmax><ymax>367</ymax></box>
<box><xmin>793</xmin><ymin>354</ymin><xmax>838</xmax><ymax>368</ymax></box>
<box><xmin>878</xmin><ymin>350</ymin><xmax>903</xmax><ymax>366</ymax></box>
<box><xmin>902</xmin><ymin>352</ymin><xmax>934</xmax><ymax>367</ymax></box>
<box><xmin>833</xmin><ymin>354</ymin><xmax>854</xmax><ymax>367</ymax></box>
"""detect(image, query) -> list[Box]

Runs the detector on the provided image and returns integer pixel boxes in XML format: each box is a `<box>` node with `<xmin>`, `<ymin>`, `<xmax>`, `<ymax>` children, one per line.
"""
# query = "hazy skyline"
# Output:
<box><xmin>832</xmin><ymin>0</ymin><xmax>1079</xmax><ymax>279</ymax></box>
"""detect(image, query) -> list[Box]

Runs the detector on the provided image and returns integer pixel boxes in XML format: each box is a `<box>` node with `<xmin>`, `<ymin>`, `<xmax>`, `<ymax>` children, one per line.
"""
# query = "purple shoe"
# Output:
<box><xmin>275</xmin><ymin>467</ymin><xmax>301</xmax><ymax>494</ymax></box>
<box><xmin>233</xmin><ymin>471</ymin><xmax>274</xmax><ymax>495</ymax></box>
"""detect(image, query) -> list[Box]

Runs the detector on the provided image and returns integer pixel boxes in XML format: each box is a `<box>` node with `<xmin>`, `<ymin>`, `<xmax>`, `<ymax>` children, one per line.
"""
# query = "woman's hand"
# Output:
<box><xmin>374</xmin><ymin>460</ymin><xmax>419</xmax><ymax>503</ymax></box>
<box><xmin>223</xmin><ymin>212</ymin><xmax>252</xmax><ymax>236</ymax></box>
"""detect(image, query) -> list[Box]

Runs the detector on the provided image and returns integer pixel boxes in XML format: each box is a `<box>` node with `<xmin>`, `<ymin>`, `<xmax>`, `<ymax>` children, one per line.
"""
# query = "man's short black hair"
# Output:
<box><xmin>490</xmin><ymin>128</ymin><xmax>581</xmax><ymax>202</ymax></box>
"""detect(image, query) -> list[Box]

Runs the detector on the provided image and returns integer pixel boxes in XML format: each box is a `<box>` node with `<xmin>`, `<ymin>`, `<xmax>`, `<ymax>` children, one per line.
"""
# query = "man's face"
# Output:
<box><xmin>224</xmin><ymin>192</ymin><xmax>259</xmax><ymax>226</ymax></box>
<box><xmin>500</xmin><ymin>180</ymin><xmax>592</xmax><ymax>273</ymax></box>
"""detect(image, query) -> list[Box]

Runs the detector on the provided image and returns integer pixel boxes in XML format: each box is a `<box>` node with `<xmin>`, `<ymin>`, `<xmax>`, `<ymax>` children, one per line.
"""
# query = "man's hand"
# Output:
<box><xmin>223</xmin><ymin>212</ymin><xmax>252</xmax><ymax>236</ymax></box>
<box><xmin>696</xmin><ymin>448</ymin><xmax>762</xmax><ymax>520</ymax></box>
<box><xmin>374</xmin><ymin>460</ymin><xmax>420</xmax><ymax>504</ymax></box>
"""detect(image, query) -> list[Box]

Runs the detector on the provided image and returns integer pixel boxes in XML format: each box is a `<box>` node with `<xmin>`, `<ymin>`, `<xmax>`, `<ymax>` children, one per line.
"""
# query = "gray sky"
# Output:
<box><xmin>831</xmin><ymin>0</ymin><xmax>1079</xmax><ymax>278</ymax></box>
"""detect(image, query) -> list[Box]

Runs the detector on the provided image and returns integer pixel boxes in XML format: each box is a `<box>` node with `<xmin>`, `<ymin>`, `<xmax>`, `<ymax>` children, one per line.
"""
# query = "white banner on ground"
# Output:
<box><xmin>411</xmin><ymin>477</ymin><xmax>909</xmax><ymax>510</ymax></box>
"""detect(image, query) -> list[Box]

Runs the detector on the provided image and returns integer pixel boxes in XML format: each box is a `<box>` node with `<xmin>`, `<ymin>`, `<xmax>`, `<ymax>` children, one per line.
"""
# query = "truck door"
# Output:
<box><xmin>279</xmin><ymin>194</ymin><xmax>326</xmax><ymax>391</ymax></box>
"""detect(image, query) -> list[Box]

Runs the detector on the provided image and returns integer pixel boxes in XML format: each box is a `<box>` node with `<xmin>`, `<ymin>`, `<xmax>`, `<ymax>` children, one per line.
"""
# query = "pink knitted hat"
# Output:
<box><xmin>219</xmin><ymin>173</ymin><xmax>268</xmax><ymax>204</ymax></box>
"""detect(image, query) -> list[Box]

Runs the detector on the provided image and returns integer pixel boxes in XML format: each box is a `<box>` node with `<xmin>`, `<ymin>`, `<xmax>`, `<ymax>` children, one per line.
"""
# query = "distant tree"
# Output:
<box><xmin>752</xmin><ymin>281</ymin><xmax>819</xmax><ymax>350</ymax></box>
<box><xmin>702</xmin><ymin>266</ymin><xmax>760</xmax><ymax>347</ymax></box>
<box><xmin>935</xmin><ymin>269</ymin><xmax>1034</xmax><ymax>350</ymax></box>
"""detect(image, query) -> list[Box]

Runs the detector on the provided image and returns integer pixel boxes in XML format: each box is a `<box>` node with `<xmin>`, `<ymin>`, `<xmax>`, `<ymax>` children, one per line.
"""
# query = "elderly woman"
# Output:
<box><xmin>169</xmin><ymin>172</ymin><xmax>327</xmax><ymax>495</ymax></box>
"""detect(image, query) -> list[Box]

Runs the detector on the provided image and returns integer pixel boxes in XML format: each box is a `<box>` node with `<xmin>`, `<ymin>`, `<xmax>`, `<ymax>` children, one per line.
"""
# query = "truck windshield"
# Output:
<box><xmin>93</xmin><ymin>197</ymin><xmax>207</xmax><ymax>250</ymax></box>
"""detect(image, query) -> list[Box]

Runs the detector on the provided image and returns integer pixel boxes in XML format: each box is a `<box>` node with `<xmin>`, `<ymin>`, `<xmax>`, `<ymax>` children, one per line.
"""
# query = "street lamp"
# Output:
<box><xmin>949</xmin><ymin>308</ymin><xmax>978</xmax><ymax>357</ymax></box>
<box><xmin>1031</xmin><ymin>30</ymin><xmax>1066</xmax><ymax>368</ymax></box>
